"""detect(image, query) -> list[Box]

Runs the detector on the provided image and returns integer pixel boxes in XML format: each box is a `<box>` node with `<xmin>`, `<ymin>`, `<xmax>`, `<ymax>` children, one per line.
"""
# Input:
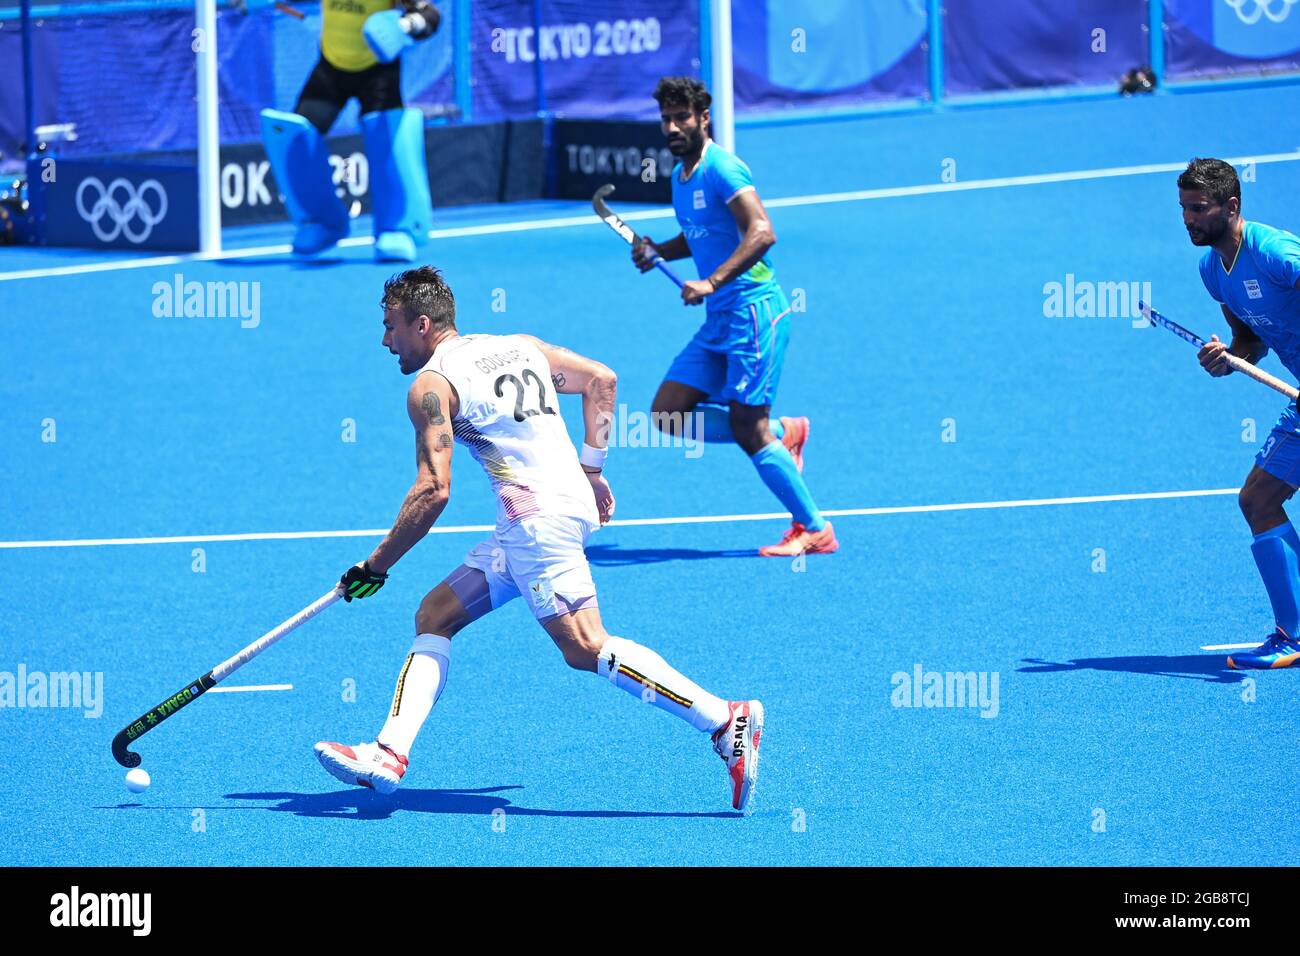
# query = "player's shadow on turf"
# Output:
<box><xmin>225</xmin><ymin>788</ymin><xmax>739</xmax><ymax>820</ymax></box>
<box><xmin>1018</xmin><ymin>655</ymin><xmax>1244</xmax><ymax>684</ymax></box>
<box><xmin>584</xmin><ymin>544</ymin><xmax>757</xmax><ymax>566</ymax></box>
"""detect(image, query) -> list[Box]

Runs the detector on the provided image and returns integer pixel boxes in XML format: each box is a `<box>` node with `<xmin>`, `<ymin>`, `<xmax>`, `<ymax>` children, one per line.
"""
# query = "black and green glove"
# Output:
<box><xmin>340</xmin><ymin>562</ymin><xmax>388</xmax><ymax>602</ymax></box>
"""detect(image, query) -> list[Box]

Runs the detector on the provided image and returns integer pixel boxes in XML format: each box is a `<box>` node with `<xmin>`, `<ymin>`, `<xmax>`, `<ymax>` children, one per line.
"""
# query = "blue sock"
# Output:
<box><xmin>1250</xmin><ymin>522</ymin><xmax>1300</xmax><ymax>637</ymax></box>
<box><xmin>750</xmin><ymin>440</ymin><xmax>824</xmax><ymax>530</ymax></box>
<box><xmin>692</xmin><ymin>404</ymin><xmax>734</xmax><ymax>444</ymax></box>
<box><xmin>691</xmin><ymin>404</ymin><xmax>784</xmax><ymax>443</ymax></box>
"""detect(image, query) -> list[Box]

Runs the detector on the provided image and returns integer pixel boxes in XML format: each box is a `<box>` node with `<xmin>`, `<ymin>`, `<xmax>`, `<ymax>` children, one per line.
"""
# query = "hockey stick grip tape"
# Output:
<box><xmin>1223</xmin><ymin>353</ymin><xmax>1300</xmax><ymax>401</ymax></box>
<box><xmin>210</xmin><ymin>588</ymin><xmax>343</xmax><ymax>683</ymax></box>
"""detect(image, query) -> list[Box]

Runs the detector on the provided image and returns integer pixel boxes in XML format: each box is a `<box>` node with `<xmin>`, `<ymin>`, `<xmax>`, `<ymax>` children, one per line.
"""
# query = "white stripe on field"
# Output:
<box><xmin>1200</xmin><ymin>643</ymin><xmax>1262</xmax><ymax>651</ymax></box>
<box><xmin>207</xmin><ymin>683</ymin><xmax>293</xmax><ymax>694</ymax></box>
<box><xmin>3</xmin><ymin>150</ymin><xmax>1296</xmax><ymax>282</ymax></box>
<box><xmin>0</xmin><ymin>487</ymin><xmax>1241</xmax><ymax>550</ymax></box>
<box><xmin>761</xmin><ymin>150</ymin><xmax>1300</xmax><ymax>211</ymax></box>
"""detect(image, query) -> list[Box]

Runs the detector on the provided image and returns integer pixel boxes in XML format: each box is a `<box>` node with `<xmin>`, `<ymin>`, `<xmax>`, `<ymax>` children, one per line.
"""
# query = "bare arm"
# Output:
<box><xmin>1225</xmin><ymin>305</ymin><xmax>1268</xmax><ymax>363</ymax></box>
<box><xmin>519</xmin><ymin>336</ymin><xmax>617</xmax><ymax>451</ymax></box>
<box><xmin>632</xmin><ymin>231</ymin><xmax>691</xmax><ymax>271</ymax></box>
<box><xmin>365</xmin><ymin>373</ymin><xmax>455</xmax><ymax>573</ymax></box>
<box><xmin>651</xmin><ymin>233</ymin><xmax>692</xmax><ymax>261</ymax></box>
<box><xmin>707</xmin><ymin>188</ymin><xmax>776</xmax><ymax>290</ymax></box>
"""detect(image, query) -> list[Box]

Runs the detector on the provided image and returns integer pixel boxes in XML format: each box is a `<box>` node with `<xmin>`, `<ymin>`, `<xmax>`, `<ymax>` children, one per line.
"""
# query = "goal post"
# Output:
<box><xmin>705</xmin><ymin>0</ymin><xmax>734</xmax><ymax>151</ymax></box>
<box><xmin>195</xmin><ymin>0</ymin><xmax>221</xmax><ymax>254</ymax></box>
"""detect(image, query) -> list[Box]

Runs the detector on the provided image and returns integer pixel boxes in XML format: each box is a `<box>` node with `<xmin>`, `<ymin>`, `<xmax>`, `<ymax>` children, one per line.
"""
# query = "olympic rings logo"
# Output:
<box><xmin>1224</xmin><ymin>0</ymin><xmax>1300</xmax><ymax>25</ymax></box>
<box><xmin>74</xmin><ymin>176</ymin><xmax>169</xmax><ymax>244</ymax></box>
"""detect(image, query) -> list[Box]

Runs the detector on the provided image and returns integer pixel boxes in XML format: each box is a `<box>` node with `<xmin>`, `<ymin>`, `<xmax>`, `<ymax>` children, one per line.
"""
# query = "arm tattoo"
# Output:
<box><xmin>421</xmin><ymin>391</ymin><xmax>446</xmax><ymax>426</ymax></box>
<box><xmin>415</xmin><ymin>429</ymin><xmax>443</xmax><ymax>484</ymax></box>
<box><xmin>437</xmin><ymin>432</ymin><xmax>453</xmax><ymax>449</ymax></box>
<box><xmin>551</xmin><ymin>372</ymin><xmax>567</xmax><ymax>390</ymax></box>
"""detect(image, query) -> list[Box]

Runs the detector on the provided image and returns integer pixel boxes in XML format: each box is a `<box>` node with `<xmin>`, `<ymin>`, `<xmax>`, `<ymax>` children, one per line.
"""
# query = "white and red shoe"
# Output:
<box><xmin>711</xmin><ymin>700</ymin><xmax>764</xmax><ymax>813</ymax></box>
<box><xmin>779</xmin><ymin>416</ymin><xmax>810</xmax><ymax>472</ymax></box>
<box><xmin>314</xmin><ymin>740</ymin><xmax>408</xmax><ymax>795</ymax></box>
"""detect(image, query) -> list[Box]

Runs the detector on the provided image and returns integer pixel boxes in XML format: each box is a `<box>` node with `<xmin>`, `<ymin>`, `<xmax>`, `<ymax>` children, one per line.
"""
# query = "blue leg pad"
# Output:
<box><xmin>362</xmin><ymin>108</ymin><xmax>432</xmax><ymax>261</ymax></box>
<box><xmin>260</xmin><ymin>109</ymin><xmax>348</xmax><ymax>255</ymax></box>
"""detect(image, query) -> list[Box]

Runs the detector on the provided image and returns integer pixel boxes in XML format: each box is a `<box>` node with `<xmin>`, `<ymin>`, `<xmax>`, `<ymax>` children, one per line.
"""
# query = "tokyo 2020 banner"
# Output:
<box><xmin>1165</xmin><ymin>0</ymin><xmax>1300</xmax><ymax>78</ymax></box>
<box><xmin>469</xmin><ymin>0</ymin><xmax>702</xmax><ymax>121</ymax></box>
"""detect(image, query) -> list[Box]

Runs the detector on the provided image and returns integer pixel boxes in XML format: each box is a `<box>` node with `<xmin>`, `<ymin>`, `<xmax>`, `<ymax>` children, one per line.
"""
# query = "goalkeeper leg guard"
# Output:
<box><xmin>362</xmin><ymin>107</ymin><xmax>432</xmax><ymax>262</ymax></box>
<box><xmin>260</xmin><ymin>109</ymin><xmax>348</xmax><ymax>256</ymax></box>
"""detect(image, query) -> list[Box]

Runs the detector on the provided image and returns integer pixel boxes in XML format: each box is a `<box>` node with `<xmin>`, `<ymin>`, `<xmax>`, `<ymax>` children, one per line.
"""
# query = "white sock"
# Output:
<box><xmin>596</xmin><ymin>636</ymin><xmax>730</xmax><ymax>733</ymax></box>
<box><xmin>377</xmin><ymin>634</ymin><xmax>451</xmax><ymax>756</ymax></box>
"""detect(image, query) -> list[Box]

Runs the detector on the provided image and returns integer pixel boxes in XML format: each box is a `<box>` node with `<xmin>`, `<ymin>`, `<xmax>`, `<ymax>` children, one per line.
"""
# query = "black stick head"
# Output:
<box><xmin>112</xmin><ymin>731</ymin><xmax>141</xmax><ymax>768</ymax></box>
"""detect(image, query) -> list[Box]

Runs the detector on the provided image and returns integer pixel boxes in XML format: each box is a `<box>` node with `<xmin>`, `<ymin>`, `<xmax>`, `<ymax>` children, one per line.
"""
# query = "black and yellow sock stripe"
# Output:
<box><xmin>615</xmin><ymin>662</ymin><xmax>693</xmax><ymax>709</ymax></box>
<box><xmin>390</xmin><ymin>654</ymin><xmax>413</xmax><ymax>717</ymax></box>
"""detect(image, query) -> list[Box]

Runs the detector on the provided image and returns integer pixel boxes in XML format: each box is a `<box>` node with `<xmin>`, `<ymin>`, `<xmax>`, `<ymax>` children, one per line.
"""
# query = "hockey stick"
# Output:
<box><xmin>591</xmin><ymin>184</ymin><xmax>684</xmax><ymax>289</ymax></box>
<box><xmin>110</xmin><ymin>588</ymin><xmax>342</xmax><ymax>768</ymax></box>
<box><xmin>229</xmin><ymin>0</ymin><xmax>306</xmax><ymax>19</ymax></box>
<box><xmin>1138</xmin><ymin>301</ymin><xmax>1299</xmax><ymax>401</ymax></box>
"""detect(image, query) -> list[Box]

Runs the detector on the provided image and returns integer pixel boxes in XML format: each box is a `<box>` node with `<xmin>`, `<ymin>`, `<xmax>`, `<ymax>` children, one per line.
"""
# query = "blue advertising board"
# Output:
<box><xmin>469</xmin><ymin>0</ymin><xmax>701</xmax><ymax>120</ymax></box>
<box><xmin>30</xmin><ymin>157</ymin><xmax>199</xmax><ymax>251</ymax></box>
<box><xmin>733</xmin><ymin>0</ymin><xmax>928</xmax><ymax>111</ymax></box>
<box><xmin>1165</xmin><ymin>0</ymin><xmax>1300</xmax><ymax>78</ymax></box>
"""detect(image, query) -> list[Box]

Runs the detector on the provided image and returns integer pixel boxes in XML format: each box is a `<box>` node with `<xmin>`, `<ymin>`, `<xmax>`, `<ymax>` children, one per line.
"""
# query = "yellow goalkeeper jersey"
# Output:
<box><xmin>321</xmin><ymin>0</ymin><xmax>395</xmax><ymax>73</ymax></box>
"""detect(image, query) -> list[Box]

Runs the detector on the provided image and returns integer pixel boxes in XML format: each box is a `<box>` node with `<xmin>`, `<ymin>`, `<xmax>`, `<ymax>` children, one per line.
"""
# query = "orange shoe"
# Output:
<box><xmin>758</xmin><ymin>520</ymin><xmax>838</xmax><ymax>557</ymax></box>
<box><xmin>778</xmin><ymin>416</ymin><xmax>810</xmax><ymax>472</ymax></box>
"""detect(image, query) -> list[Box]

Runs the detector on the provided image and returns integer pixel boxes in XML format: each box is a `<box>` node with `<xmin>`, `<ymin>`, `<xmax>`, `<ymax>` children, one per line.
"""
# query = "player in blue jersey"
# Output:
<box><xmin>1182</xmin><ymin>157</ymin><xmax>1300</xmax><ymax>669</ymax></box>
<box><xmin>631</xmin><ymin>77</ymin><xmax>837</xmax><ymax>557</ymax></box>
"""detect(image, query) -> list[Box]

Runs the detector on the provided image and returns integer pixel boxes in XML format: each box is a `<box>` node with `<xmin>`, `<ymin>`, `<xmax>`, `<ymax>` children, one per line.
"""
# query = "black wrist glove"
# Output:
<box><xmin>401</xmin><ymin>1</ymin><xmax>440</xmax><ymax>39</ymax></box>
<box><xmin>340</xmin><ymin>561</ymin><xmax>388</xmax><ymax>602</ymax></box>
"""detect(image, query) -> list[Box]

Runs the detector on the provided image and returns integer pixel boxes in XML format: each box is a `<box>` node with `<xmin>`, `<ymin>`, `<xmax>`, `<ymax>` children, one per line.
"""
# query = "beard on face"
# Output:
<box><xmin>1188</xmin><ymin>215</ymin><xmax>1230</xmax><ymax>246</ymax></box>
<box><xmin>667</xmin><ymin>125</ymin><xmax>702</xmax><ymax>156</ymax></box>
<box><xmin>1190</xmin><ymin>218</ymin><xmax>1227</xmax><ymax>244</ymax></box>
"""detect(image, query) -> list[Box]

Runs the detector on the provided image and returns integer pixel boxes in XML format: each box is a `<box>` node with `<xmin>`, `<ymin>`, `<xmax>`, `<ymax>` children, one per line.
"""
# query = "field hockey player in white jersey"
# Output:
<box><xmin>316</xmin><ymin>266</ymin><xmax>765</xmax><ymax>812</ymax></box>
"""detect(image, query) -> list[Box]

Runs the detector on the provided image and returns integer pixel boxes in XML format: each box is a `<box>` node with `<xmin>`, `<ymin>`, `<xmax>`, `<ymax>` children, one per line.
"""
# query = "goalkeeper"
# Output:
<box><xmin>260</xmin><ymin>2</ymin><xmax>441</xmax><ymax>261</ymax></box>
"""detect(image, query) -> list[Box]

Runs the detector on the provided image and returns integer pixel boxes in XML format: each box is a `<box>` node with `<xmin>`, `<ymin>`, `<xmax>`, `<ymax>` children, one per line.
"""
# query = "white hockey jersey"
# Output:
<box><xmin>419</xmin><ymin>334</ymin><xmax>599</xmax><ymax>532</ymax></box>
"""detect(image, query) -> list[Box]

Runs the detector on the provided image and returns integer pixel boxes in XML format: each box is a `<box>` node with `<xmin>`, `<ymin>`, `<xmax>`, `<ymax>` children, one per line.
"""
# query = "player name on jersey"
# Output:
<box><xmin>423</xmin><ymin>334</ymin><xmax>599</xmax><ymax>531</ymax></box>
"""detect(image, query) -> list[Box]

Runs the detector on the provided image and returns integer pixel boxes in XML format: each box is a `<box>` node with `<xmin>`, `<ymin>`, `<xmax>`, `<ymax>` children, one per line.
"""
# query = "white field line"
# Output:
<box><xmin>206</xmin><ymin>683</ymin><xmax>293</xmax><ymax>693</ymax></box>
<box><xmin>1200</xmin><ymin>643</ymin><xmax>1262</xmax><ymax>651</ymax></box>
<box><xmin>3</xmin><ymin>151</ymin><xmax>1295</xmax><ymax>282</ymax></box>
<box><xmin>0</xmin><ymin>487</ymin><xmax>1241</xmax><ymax>550</ymax></box>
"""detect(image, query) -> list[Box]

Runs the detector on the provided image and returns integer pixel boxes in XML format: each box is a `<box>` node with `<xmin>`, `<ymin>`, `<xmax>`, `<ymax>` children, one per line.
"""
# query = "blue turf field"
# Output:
<box><xmin>2</xmin><ymin>85</ymin><xmax>1299</xmax><ymax>866</ymax></box>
